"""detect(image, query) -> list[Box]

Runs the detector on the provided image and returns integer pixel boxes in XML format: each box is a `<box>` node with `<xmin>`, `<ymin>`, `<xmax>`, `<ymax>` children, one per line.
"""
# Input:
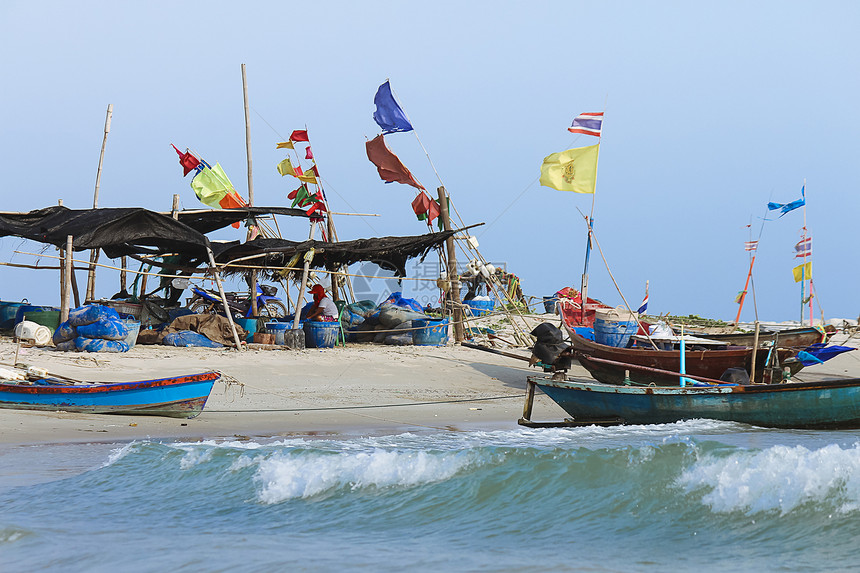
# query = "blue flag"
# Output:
<box><xmin>767</xmin><ymin>185</ymin><xmax>805</xmax><ymax>217</ymax></box>
<box><xmin>373</xmin><ymin>81</ymin><xmax>413</xmax><ymax>134</ymax></box>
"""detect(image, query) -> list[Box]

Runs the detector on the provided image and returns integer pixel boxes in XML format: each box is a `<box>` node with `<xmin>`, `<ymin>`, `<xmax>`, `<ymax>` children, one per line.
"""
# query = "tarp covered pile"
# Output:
<box><xmin>341</xmin><ymin>292</ymin><xmax>437</xmax><ymax>346</ymax></box>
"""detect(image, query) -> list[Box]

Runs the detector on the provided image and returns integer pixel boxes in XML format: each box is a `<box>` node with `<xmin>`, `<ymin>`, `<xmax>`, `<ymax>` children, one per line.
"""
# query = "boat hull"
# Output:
<box><xmin>0</xmin><ymin>371</ymin><xmax>219</xmax><ymax>418</ymax></box>
<box><xmin>566</xmin><ymin>329</ymin><xmax>797</xmax><ymax>385</ymax></box>
<box><xmin>533</xmin><ymin>376</ymin><xmax>860</xmax><ymax>429</ymax></box>
<box><xmin>697</xmin><ymin>326</ymin><xmax>825</xmax><ymax>348</ymax></box>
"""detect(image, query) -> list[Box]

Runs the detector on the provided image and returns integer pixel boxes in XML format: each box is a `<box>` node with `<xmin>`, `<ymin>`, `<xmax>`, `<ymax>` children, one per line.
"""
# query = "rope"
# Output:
<box><xmin>211</xmin><ymin>374</ymin><xmax>525</xmax><ymax>430</ymax></box>
<box><xmin>205</xmin><ymin>392</ymin><xmax>524</xmax><ymax>413</ymax></box>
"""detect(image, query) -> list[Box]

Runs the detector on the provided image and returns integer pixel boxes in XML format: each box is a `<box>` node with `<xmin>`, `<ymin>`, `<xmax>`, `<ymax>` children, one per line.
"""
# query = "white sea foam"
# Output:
<box><xmin>102</xmin><ymin>442</ymin><xmax>138</xmax><ymax>467</ymax></box>
<box><xmin>254</xmin><ymin>448</ymin><xmax>479</xmax><ymax>504</ymax></box>
<box><xmin>178</xmin><ymin>447</ymin><xmax>214</xmax><ymax>470</ymax></box>
<box><xmin>678</xmin><ymin>442</ymin><xmax>860</xmax><ymax>514</ymax></box>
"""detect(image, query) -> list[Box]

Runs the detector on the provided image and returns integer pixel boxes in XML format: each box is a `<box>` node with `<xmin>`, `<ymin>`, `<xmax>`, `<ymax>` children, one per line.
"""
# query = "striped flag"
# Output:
<box><xmin>568</xmin><ymin>112</ymin><xmax>604</xmax><ymax>137</ymax></box>
<box><xmin>744</xmin><ymin>240</ymin><xmax>758</xmax><ymax>252</ymax></box>
<box><xmin>794</xmin><ymin>237</ymin><xmax>812</xmax><ymax>258</ymax></box>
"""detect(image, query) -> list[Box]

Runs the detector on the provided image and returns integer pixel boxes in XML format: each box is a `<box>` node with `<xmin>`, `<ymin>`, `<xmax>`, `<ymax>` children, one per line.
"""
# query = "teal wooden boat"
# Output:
<box><xmin>525</xmin><ymin>374</ymin><xmax>860</xmax><ymax>429</ymax></box>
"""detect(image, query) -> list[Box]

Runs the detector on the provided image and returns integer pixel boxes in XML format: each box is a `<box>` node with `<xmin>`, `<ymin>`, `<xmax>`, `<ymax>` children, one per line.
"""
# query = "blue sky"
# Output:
<box><xmin>1</xmin><ymin>1</ymin><xmax>858</xmax><ymax>322</ymax></box>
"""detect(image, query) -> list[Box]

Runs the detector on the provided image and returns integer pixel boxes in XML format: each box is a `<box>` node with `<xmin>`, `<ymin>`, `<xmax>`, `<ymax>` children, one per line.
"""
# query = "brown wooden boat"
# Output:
<box><xmin>565</xmin><ymin>327</ymin><xmax>801</xmax><ymax>386</ymax></box>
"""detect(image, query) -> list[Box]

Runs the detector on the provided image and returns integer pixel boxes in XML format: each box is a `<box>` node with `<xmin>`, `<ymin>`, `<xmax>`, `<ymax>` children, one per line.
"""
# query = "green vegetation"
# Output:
<box><xmin>642</xmin><ymin>313</ymin><xmax>729</xmax><ymax>327</ymax></box>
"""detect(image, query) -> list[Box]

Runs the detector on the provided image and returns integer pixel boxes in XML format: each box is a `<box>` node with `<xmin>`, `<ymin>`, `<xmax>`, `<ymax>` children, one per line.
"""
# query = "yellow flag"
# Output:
<box><xmin>277</xmin><ymin>158</ymin><xmax>297</xmax><ymax>177</ymax></box>
<box><xmin>792</xmin><ymin>262</ymin><xmax>812</xmax><ymax>282</ymax></box>
<box><xmin>298</xmin><ymin>172</ymin><xmax>318</xmax><ymax>184</ymax></box>
<box><xmin>539</xmin><ymin>144</ymin><xmax>599</xmax><ymax>193</ymax></box>
<box><xmin>276</xmin><ymin>141</ymin><xmax>294</xmax><ymax>149</ymax></box>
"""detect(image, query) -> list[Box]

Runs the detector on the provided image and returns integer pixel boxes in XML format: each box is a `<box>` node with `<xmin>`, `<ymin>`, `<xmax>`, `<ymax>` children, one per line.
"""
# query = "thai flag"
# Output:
<box><xmin>795</xmin><ymin>237</ymin><xmax>812</xmax><ymax>258</ymax></box>
<box><xmin>637</xmin><ymin>280</ymin><xmax>649</xmax><ymax>314</ymax></box>
<box><xmin>744</xmin><ymin>240</ymin><xmax>758</xmax><ymax>252</ymax></box>
<box><xmin>568</xmin><ymin>112</ymin><xmax>604</xmax><ymax>137</ymax></box>
<box><xmin>637</xmin><ymin>293</ymin><xmax>648</xmax><ymax>314</ymax></box>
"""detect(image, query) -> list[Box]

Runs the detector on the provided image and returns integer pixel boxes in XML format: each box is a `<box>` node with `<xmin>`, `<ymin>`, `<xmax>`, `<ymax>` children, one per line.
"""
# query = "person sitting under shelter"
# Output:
<box><xmin>306</xmin><ymin>284</ymin><xmax>339</xmax><ymax>321</ymax></box>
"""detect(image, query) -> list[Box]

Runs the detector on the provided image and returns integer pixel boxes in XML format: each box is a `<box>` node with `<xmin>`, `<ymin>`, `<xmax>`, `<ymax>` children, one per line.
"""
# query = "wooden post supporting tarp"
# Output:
<box><xmin>438</xmin><ymin>186</ymin><xmax>464</xmax><ymax>342</ymax></box>
<box><xmin>58</xmin><ymin>200</ymin><xmax>66</xmax><ymax>308</ymax></box>
<box><xmin>61</xmin><ymin>235</ymin><xmax>73</xmax><ymax>322</ymax></box>
<box><xmin>85</xmin><ymin>104</ymin><xmax>113</xmax><ymax>302</ymax></box>
<box><xmin>206</xmin><ymin>245</ymin><xmax>244</xmax><ymax>350</ymax></box>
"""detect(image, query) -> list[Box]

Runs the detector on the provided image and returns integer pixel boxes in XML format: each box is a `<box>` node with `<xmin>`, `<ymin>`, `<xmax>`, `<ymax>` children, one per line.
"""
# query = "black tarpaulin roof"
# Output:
<box><xmin>0</xmin><ymin>206</ymin><xmax>210</xmax><ymax>258</ymax></box>
<box><xmin>213</xmin><ymin>231</ymin><xmax>456</xmax><ymax>278</ymax></box>
<box><xmin>173</xmin><ymin>206</ymin><xmax>308</xmax><ymax>234</ymax></box>
<box><xmin>0</xmin><ymin>206</ymin><xmax>310</xmax><ymax>260</ymax></box>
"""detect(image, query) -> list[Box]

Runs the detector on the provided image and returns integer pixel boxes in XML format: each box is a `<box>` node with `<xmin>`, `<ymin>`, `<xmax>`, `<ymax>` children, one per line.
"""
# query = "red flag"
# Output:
<box><xmin>411</xmin><ymin>192</ymin><xmax>430</xmax><ymax>216</ymax></box>
<box><xmin>290</xmin><ymin>129</ymin><xmax>309</xmax><ymax>142</ymax></box>
<box><xmin>171</xmin><ymin>144</ymin><xmax>201</xmax><ymax>177</ymax></box>
<box><xmin>426</xmin><ymin>196</ymin><xmax>440</xmax><ymax>223</ymax></box>
<box><xmin>410</xmin><ymin>191</ymin><xmax>440</xmax><ymax>224</ymax></box>
<box><xmin>305</xmin><ymin>146</ymin><xmax>314</xmax><ymax>160</ymax></box>
<box><xmin>306</xmin><ymin>201</ymin><xmax>327</xmax><ymax>217</ymax></box>
<box><xmin>365</xmin><ymin>135</ymin><xmax>425</xmax><ymax>190</ymax></box>
<box><xmin>310</xmin><ymin>164</ymin><xmax>319</xmax><ymax>176</ymax></box>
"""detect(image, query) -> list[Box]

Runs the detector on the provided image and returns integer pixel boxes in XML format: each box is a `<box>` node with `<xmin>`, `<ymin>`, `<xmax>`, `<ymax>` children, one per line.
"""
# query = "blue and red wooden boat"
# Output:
<box><xmin>0</xmin><ymin>369</ymin><xmax>219</xmax><ymax>418</ymax></box>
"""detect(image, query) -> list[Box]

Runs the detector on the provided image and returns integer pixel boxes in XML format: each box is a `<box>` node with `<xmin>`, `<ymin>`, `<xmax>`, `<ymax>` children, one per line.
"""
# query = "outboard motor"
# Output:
<box><xmin>530</xmin><ymin>323</ymin><xmax>573</xmax><ymax>380</ymax></box>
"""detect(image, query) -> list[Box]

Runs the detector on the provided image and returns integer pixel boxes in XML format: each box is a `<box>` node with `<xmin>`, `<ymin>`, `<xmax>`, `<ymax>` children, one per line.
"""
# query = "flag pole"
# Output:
<box><xmin>579</xmin><ymin>112</ymin><xmax>603</xmax><ymax>324</ymax></box>
<box><xmin>734</xmin><ymin>208</ymin><xmax>768</xmax><ymax>324</ymax></box>
<box><xmin>803</xmin><ymin>180</ymin><xmax>813</xmax><ymax>326</ymax></box>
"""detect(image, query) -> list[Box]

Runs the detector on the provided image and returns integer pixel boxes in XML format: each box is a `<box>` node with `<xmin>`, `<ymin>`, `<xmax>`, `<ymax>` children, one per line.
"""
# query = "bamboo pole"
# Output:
<box><xmin>85</xmin><ymin>104</ymin><xmax>113</xmax><ymax>302</ymax></box>
<box><xmin>206</xmin><ymin>245</ymin><xmax>244</xmax><ymax>350</ymax></box>
<box><xmin>241</xmin><ymin>64</ymin><xmax>259</xmax><ymax>317</ymax></box>
<box><xmin>58</xmin><ymin>199</ymin><xmax>66</xmax><ymax>307</ymax></box>
<box><xmin>750</xmin><ymin>321</ymin><xmax>761</xmax><ymax>383</ymax></box>
<box><xmin>242</xmin><ymin>65</ymin><xmax>254</xmax><ymax>207</ymax></box>
<box><xmin>61</xmin><ymin>235</ymin><xmax>73</xmax><ymax>322</ymax></box>
<box><xmin>438</xmin><ymin>186</ymin><xmax>463</xmax><ymax>342</ymax></box>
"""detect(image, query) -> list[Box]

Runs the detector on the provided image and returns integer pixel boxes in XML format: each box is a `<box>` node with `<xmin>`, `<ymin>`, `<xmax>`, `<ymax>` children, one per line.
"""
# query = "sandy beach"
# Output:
<box><xmin>2</xmin><ymin>325</ymin><xmax>859</xmax><ymax>447</ymax></box>
<box><xmin>0</xmin><ymin>338</ymin><xmax>575</xmax><ymax>445</ymax></box>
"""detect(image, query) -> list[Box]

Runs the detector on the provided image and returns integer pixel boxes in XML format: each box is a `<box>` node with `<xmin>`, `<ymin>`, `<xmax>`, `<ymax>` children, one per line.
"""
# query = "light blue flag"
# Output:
<box><xmin>767</xmin><ymin>185</ymin><xmax>806</xmax><ymax>217</ymax></box>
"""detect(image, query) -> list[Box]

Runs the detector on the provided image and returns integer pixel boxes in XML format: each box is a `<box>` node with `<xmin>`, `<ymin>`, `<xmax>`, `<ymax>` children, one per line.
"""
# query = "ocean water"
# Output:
<box><xmin>2</xmin><ymin>421</ymin><xmax>860</xmax><ymax>572</ymax></box>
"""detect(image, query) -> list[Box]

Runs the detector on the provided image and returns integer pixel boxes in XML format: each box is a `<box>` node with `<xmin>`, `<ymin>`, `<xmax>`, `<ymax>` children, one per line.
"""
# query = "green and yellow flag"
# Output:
<box><xmin>539</xmin><ymin>144</ymin><xmax>599</xmax><ymax>193</ymax></box>
<box><xmin>792</xmin><ymin>261</ymin><xmax>812</xmax><ymax>283</ymax></box>
<box><xmin>191</xmin><ymin>163</ymin><xmax>238</xmax><ymax>208</ymax></box>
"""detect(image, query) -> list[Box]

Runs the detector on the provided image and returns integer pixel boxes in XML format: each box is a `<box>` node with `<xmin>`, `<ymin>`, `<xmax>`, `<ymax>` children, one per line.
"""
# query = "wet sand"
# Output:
<box><xmin>0</xmin><ymin>340</ymin><xmax>572</xmax><ymax>445</ymax></box>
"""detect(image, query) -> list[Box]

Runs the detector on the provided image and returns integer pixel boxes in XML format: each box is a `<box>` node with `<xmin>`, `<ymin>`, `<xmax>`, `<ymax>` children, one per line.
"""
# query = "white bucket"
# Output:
<box><xmin>14</xmin><ymin>320</ymin><xmax>52</xmax><ymax>346</ymax></box>
<box><xmin>594</xmin><ymin>306</ymin><xmax>638</xmax><ymax>322</ymax></box>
